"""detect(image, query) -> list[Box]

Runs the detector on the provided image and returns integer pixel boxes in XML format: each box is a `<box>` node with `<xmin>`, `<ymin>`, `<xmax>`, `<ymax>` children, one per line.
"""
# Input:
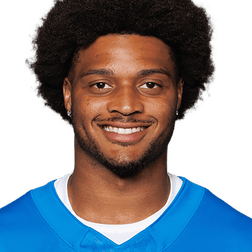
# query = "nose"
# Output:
<box><xmin>107</xmin><ymin>85</ymin><xmax>144</xmax><ymax>116</ymax></box>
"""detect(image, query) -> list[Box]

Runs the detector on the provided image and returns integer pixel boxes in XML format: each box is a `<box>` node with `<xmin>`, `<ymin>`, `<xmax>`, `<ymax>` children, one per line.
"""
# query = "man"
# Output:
<box><xmin>0</xmin><ymin>0</ymin><xmax>251</xmax><ymax>251</ymax></box>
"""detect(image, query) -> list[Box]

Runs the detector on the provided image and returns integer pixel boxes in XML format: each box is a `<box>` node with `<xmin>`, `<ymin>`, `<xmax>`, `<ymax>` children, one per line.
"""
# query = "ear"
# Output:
<box><xmin>63</xmin><ymin>77</ymin><xmax>72</xmax><ymax>113</ymax></box>
<box><xmin>176</xmin><ymin>78</ymin><xmax>184</xmax><ymax>111</ymax></box>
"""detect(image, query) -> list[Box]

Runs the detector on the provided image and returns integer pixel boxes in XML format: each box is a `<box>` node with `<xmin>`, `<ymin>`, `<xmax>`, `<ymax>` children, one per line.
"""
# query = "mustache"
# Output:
<box><xmin>94</xmin><ymin>116</ymin><xmax>155</xmax><ymax>124</ymax></box>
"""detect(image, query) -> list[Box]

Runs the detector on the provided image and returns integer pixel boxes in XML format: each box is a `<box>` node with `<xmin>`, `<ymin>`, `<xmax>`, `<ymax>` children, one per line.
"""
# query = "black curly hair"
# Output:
<box><xmin>30</xmin><ymin>0</ymin><xmax>214</xmax><ymax>123</ymax></box>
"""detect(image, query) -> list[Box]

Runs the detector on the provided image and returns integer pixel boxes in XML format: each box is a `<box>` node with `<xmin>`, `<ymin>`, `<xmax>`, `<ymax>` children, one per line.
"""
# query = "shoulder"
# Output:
<box><xmin>199</xmin><ymin>187</ymin><xmax>252</xmax><ymax>228</ymax></box>
<box><xmin>0</xmin><ymin>181</ymin><xmax>64</xmax><ymax>251</ymax></box>
<box><xmin>0</xmin><ymin>190</ymin><xmax>39</xmax><ymax>229</ymax></box>
<box><xmin>0</xmin><ymin>182</ymin><xmax>53</xmax><ymax>227</ymax></box>
<box><xmin>172</xmin><ymin>178</ymin><xmax>252</xmax><ymax>251</ymax></box>
<box><xmin>199</xmin><ymin>188</ymin><xmax>252</xmax><ymax>237</ymax></box>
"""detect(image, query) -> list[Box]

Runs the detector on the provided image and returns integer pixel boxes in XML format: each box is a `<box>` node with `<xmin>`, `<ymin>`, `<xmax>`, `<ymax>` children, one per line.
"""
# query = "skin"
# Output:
<box><xmin>63</xmin><ymin>34</ymin><xmax>183</xmax><ymax>224</ymax></box>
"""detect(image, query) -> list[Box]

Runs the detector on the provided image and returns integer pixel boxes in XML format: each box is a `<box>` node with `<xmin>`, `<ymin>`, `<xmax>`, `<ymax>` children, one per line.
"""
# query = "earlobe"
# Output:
<box><xmin>176</xmin><ymin>78</ymin><xmax>184</xmax><ymax>111</ymax></box>
<box><xmin>63</xmin><ymin>77</ymin><xmax>72</xmax><ymax>113</ymax></box>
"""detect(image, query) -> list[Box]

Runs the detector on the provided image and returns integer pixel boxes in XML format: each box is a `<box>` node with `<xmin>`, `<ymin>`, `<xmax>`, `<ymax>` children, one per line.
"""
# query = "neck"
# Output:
<box><xmin>68</xmin><ymin>141</ymin><xmax>170</xmax><ymax>224</ymax></box>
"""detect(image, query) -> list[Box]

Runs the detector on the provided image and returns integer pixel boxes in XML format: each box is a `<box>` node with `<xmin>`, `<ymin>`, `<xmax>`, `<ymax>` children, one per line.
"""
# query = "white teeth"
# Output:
<box><xmin>118</xmin><ymin>128</ymin><xmax>125</xmax><ymax>134</ymax></box>
<box><xmin>125</xmin><ymin>128</ymin><xmax>132</xmax><ymax>134</ymax></box>
<box><xmin>132</xmin><ymin>128</ymin><xmax>138</xmax><ymax>133</ymax></box>
<box><xmin>103</xmin><ymin>126</ymin><xmax>145</xmax><ymax>134</ymax></box>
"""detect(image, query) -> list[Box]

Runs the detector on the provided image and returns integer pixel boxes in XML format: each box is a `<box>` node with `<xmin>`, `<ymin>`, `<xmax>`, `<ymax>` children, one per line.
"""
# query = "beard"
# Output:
<box><xmin>72</xmin><ymin>115</ymin><xmax>176</xmax><ymax>178</ymax></box>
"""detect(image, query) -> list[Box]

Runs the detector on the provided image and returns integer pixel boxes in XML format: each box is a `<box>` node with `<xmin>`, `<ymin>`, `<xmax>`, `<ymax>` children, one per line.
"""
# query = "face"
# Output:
<box><xmin>63</xmin><ymin>34</ymin><xmax>183</xmax><ymax>178</ymax></box>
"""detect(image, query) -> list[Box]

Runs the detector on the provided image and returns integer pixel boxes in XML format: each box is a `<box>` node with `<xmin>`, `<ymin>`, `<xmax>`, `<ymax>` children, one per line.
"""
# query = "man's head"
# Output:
<box><xmin>30</xmin><ymin>0</ymin><xmax>214</xmax><ymax>123</ymax></box>
<box><xmin>29</xmin><ymin>0</ymin><xmax>214</xmax><ymax>178</ymax></box>
<box><xmin>63</xmin><ymin>34</ymin><xmax>183</xmax><ymax>177</ymax></box>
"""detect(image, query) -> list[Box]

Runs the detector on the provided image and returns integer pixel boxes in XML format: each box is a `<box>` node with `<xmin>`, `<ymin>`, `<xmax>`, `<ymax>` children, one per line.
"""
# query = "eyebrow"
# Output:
<box><xmin>136</xmin><ymin>68</ymin><xmax>172</xmax><ymax>78</ymax></box>
<box><xmin>80</xmin><ymin>68</ymin><xmax>171</xmax><ymax>78</ymax></box>
<box><xmin>80</xmin><ymin>69</ymin><xmax>114</xmax><ymax>78</ymax></box>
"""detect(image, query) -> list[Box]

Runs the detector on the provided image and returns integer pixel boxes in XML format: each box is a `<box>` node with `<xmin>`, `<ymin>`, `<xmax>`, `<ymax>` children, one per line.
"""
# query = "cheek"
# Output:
<box><xmin>148</xmin><ymin>97</ymin><xmax>175</xmax><ymax>118</ymax></box>
<box><xmin>73</xmin><ymin>94</ymin><xmax>107</xmax><ymax>122</ymax></box>
<box><xmin>87</xmin><ymin>98</ymin><xmax>105</xmax><ymax>113</ymax></box>
<box><xmin>146</xmin><ymin>97</ymin><xmax>177</xmax><ymax>133</ymax></box>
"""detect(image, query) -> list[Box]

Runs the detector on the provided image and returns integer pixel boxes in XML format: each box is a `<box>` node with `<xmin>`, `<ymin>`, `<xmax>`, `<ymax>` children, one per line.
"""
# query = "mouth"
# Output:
<box><xmin>102</xmin><ymin>126</ymin><xmax>146</xmax><ymax>135</ymax></box>
<box><xmin>97</xmin><ymin>122</ymin><xmax>151</xmax><ymax>143</ymax></box>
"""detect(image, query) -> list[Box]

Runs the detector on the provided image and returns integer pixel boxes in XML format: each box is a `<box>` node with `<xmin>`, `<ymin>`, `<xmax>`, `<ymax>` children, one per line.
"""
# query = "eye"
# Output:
<box><xmin>138</xmin><ymin>82</ymin><xmax>162</xmax><ymax>95</ymax></box>
<box><xmin>89</xmin><ymin>81</ymin><xmax>113</xmax><ymax>95</ymax></box>
<box><xmin>93</xmin><ymin>82</ymin><xmax>111</xmax><ymax>89</ymax></box>
<box><xmin>140</xmin><ymin>82</ymin><xmax>159</xmax><ymax>89</ymax></box>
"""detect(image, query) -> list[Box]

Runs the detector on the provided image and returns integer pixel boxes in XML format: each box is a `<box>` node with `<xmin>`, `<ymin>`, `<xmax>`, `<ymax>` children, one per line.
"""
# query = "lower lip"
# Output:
<box><xmin>102</xmin><ymin>129</ymin><xmax>146</xmax><ymax>143</ymax></box>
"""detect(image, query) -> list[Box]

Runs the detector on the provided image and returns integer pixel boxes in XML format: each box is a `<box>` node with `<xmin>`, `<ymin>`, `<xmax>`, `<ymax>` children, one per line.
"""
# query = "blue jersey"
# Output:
<box><xmin>0</xmin><ymin>177</ymin><xmax>252</xmax><ymax>251</ymax></box>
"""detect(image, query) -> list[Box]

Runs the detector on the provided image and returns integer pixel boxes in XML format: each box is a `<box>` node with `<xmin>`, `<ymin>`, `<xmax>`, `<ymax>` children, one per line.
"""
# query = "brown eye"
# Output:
<box><xmin>90</xmin><ymin>82</ymin><xmax>113</xmax><ymax>94</ymax></box>
<box><xmin>95</xmin><ymin>82</ymin><xmax>106</xmax><ymax>89</ymax></box>
<box><xmin>141</xmin><ymin>82</ymin><xmax>159</xmax><ymax>89</ymax></box>
<box><xmin>138</xmin><ymin>81</ymin><xmax>162</xmax><ymax>95</ymax></box>
<box><xmin>145</xmin><ymin>82</ymin><xmax>156</xmax><ymax>89</ymax></box>
<box><xmin>92</xmin><ymin>82</ymin><xmax>112</xmax><ymax>90</ymax></box>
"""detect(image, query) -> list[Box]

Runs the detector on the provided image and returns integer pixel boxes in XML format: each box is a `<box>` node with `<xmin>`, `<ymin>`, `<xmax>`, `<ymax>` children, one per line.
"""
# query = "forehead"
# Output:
<box><xmin>72</xmin><ymin>34</ymin><xmax>175</xmax><ymax>81</ymax></box>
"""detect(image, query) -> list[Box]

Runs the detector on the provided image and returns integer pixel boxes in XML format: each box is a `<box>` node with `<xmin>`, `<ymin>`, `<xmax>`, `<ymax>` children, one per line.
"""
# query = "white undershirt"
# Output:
<box><xmin>54</xmin><ymin>173</ymin><xmax>182</xmax><ymax>245</ymax></box>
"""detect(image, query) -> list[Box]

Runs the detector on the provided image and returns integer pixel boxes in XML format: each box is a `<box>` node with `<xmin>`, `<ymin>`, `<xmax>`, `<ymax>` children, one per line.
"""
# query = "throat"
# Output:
<box><xmin>67</xmin><ymin>168</ymin><xmax>170</xmax><ymax>224</ymax></box>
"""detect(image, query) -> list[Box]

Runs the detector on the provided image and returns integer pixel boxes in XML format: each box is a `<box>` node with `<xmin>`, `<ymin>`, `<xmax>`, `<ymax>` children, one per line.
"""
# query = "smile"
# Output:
<box><xmin>99</xmin><ymin>124</ymin><xmax>150</xmax><ymax>143</ymax></box>
<box><xmin>102</xmin><ymin>126</ymin><xmax>145</xmax><ymax>135</ymax></box>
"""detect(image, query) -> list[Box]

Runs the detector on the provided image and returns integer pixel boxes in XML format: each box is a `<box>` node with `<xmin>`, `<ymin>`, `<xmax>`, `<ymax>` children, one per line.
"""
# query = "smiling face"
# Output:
<box><xmin>63</xmin><ymin>34</ymin><xmax>183</xmax><ymax>178</ymax></box>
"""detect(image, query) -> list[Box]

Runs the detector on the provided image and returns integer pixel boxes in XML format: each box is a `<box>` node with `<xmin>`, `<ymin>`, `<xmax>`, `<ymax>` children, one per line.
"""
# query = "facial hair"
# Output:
<box><xmin>72</xmin><ymin>115</ymin><xmax>176</xmax><ymax>178</ymax></box>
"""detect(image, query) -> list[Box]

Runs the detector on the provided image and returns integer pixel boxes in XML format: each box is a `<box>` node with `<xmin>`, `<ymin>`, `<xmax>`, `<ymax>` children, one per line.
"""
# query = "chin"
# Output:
<box><xmin>100</xmin><ymin>158</ymin><xmax>147</xmax><ymax>179</ymax></box>
<box><xmin>73</xmin><ymin>115</ymin><xmax>175</xmax><ymax>179</ymax></box>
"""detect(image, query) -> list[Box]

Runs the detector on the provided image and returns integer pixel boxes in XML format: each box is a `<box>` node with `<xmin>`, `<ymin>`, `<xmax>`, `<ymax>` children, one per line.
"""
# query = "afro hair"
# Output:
<box><xmin>30</xmin><ymin>0</ymin><xmax>214</xmax><ymax>123</ymax></box>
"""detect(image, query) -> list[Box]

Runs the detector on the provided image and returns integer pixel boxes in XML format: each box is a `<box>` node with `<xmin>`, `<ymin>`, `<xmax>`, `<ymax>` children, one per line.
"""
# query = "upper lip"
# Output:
<box><xmin>97</xmin><ymin>122</ymin><xmax>152</xmax><ymax>129</ymax></box>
